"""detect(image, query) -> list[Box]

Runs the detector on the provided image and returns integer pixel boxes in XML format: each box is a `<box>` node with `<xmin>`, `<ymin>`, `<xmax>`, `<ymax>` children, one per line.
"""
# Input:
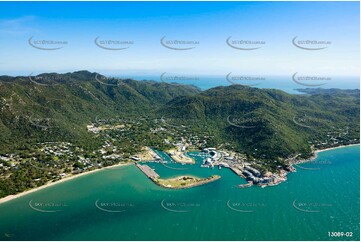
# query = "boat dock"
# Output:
<box><xmin>136</xmin><ymin>164</ymin><xmax>160</xmax><ymax>179</ymax></box>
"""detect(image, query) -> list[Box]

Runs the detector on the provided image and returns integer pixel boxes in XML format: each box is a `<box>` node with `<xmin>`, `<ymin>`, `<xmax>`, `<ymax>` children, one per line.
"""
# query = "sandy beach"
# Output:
<box><xmin>294</xmin><ymin>143</ymin><xmax>360</xmax><ymax>165</ymax></box>
<box><xmin>1</xmin><ymin>143</ymin><xmax>359</xmax><ymax>205</ymax></box>
<box><xmin>315</xmin><ymin>143</ymin><xmax>360</xmax><ymax>153</ymax></box>
<box><xmin>0</xmin><ymin>162</ymin><xmax>132</xmax><ymax>205</ymax></box>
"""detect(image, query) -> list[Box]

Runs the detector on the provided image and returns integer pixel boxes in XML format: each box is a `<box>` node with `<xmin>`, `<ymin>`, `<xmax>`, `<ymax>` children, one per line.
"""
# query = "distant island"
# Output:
<box><xmin>0</xmin><ymin>71</ymin><xmax>359</xmax><ymax>198</ymax></box>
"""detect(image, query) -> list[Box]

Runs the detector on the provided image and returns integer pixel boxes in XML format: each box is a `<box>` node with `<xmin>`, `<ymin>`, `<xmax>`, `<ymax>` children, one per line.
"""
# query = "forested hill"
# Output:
<box><xmin>159</xmin><ymin>85</ymin><xmax>360</xmax><ymax>159</ymax></box>
<box><xmin>0</xmin><ymin>71</ymin><xmax>200</xmax><ymax>150</ymax></box>
<box><xmin>0</xmin><ymin>71</ymin><xmax>359</xmax><ymax>160</ymax></box>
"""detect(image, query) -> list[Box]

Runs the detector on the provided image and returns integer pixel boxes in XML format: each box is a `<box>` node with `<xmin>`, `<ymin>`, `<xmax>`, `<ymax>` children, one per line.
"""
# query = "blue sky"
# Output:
<box><xmin>0</xmin><ymin>1</ymin><xmax>359</xmax><ymax>78</ymax></box>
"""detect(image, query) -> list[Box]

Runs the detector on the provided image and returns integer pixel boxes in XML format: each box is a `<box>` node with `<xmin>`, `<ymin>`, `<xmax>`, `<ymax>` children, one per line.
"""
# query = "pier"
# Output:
<box><xmin>136</xmin><ymin>164</ymin><xmax>160</xmax><ymax>179</ymax></box>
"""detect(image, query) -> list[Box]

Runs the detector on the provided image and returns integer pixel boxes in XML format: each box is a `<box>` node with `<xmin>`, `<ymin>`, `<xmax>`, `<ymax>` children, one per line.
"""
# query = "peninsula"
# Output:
<box><xmin>135</xmin><ymin>163</ymin><xmax>220</xmax><ymax>189</ymax></box>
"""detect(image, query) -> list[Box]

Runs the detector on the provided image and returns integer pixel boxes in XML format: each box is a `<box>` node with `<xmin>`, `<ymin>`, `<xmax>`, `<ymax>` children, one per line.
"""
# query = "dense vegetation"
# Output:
<box><xmin>0</xmin><ymin>71</ymin><xmax>359</xmax><ymax>197</ymax></box>
<box><xmin>159</xmin><ymin>85</ymin><xmax>359</xmax><ymax>160</ymax></box>
<box><xmin>0</xmin><ymin>71</ymin><xmax>200</xmax><ymax>152</ymax></box>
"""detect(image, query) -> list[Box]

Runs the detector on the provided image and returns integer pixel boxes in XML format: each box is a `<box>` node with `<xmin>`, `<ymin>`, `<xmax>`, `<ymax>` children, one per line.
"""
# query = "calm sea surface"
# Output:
<box><xmin>128</xmin><ymin>75</ymin><xmax>360</xmax><ymax>94</ymax></box>
<box><xmin>0</xmin><ymin>145</ymin><xmax>359</xmax><ymax>240</ymax></box>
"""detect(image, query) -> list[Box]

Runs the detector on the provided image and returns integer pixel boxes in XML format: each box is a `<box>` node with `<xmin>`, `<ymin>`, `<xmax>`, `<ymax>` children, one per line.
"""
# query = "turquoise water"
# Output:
<box><xmin>0</xmin><ymin>145</ymin><xmax>359</xmax><ymax>241</ymax></box>
<box><xmin>127</xmin><ymin>75</ymin><xmax>360</xmax><ymax>94</ymax></box>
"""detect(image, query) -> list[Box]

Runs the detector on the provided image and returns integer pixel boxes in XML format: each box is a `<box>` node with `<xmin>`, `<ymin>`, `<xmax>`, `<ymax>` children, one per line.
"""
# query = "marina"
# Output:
<box><xmin>0</xmin><ymin>145</ymin><xmax>359</xmax><ymax>240</ymax></box>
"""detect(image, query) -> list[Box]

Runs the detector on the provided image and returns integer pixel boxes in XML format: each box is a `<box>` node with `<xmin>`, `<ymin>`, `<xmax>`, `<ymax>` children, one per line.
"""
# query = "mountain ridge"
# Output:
<box><xmin>0</xmin><ymin>71</ymin><xmax>359</xmax><ymax>160</ymax></box>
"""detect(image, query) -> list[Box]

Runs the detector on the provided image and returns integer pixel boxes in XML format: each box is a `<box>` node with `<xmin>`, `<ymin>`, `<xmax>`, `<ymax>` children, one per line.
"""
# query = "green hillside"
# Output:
<box><xmin>0</xmin><ymin>71</ymin><xmax>200</xmax><ymax>151</ymax></box>
<box><xmin>0</xmin><ymin>71</ymin><xmax>359</xmax><ymax>197</ymax></box>
<box><xmin>159</xmin><ymin>85</ymin><xmax>360</xmax><ymax>160</ymax></box>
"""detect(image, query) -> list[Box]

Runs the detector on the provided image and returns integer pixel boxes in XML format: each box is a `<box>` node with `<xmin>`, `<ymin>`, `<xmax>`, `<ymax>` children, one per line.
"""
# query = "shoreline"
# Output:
<box><xmin>315</xmin><ymin>143</ymin><xmax>360</xmax><ymax>154</ymax></box>
<box><xmin>1</xmin><ymin>143</ymin><xmax>359</xmax><ymax>203</ymax></box>
<box><xmin>295</xmin><ymin>143</ymin><xmax>360</xmax><ymax>165</ymax></box>
<box><xmin>0</xmin><ymin>162</ymin><xmax>132</xmax><ymax>205</ymax></box>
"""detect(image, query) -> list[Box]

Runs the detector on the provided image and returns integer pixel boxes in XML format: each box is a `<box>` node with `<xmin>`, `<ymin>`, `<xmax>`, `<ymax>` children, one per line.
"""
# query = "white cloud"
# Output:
<box><xmin>0</xmin><ymin>16</ymin><xmax>37</xmax><ymax>34</ymax></box>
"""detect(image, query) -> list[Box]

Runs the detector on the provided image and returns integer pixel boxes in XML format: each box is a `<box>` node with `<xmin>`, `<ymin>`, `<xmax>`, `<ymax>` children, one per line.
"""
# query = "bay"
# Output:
<box><xmin>0</xmin><ymin>145</ymin><xmax>359</xmax><ymax>241</ymax></box>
